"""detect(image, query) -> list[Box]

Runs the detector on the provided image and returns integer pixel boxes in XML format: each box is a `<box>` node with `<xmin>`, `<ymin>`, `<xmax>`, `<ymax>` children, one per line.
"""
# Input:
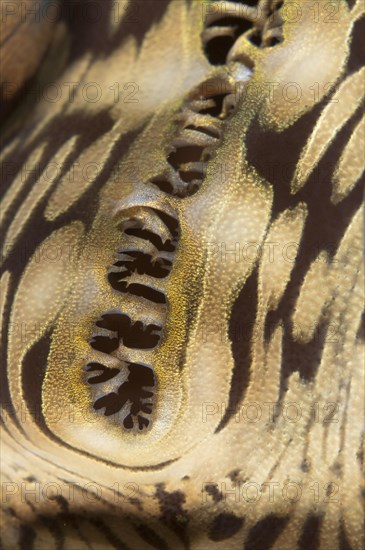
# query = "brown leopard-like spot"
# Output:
<box><xmin>209</xmin><ymin>512</ymin><xmax>244</xmax><ymax>541</ymax></box>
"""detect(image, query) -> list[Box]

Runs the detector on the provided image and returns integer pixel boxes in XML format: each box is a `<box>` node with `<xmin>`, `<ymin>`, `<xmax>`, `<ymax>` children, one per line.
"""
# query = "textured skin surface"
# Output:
<box><xmin>0</xmin><ymin>0</ymin><xmax>59</xmax><ymax>118</ymax></box>
<box><xmin>0</xmin><ymin>0</ymin><xmax>364</xmax><ymax>548</ymax></box>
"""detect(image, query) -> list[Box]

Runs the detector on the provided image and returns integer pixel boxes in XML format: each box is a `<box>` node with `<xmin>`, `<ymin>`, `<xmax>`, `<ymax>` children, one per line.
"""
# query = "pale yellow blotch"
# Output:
<box><xmin>45</xmin><ymin>122</ymin><xmax>126</xmax><ymax>221</ymax></box>
<box><xmin>0</xmin><ymin>271</ymin><xmax>10</xmax><ymax>342</ymax></box>
<box><xmin>0</xmin><ymin>137</ymin><xmax>20</xmax><ymax>166</ymax></box>
<box><xmin>4</xmin><ymin>138</ymin><xmax>78</xmax><ymax>258</ymax></box>
<box><xmin>332</xmin><ymin>113</ymin><xmax>365</xmax><ymax>204</ymax></box>
<box><xmin>8</xmin><ymin>223</ymin><xmax>84</xmax><ymax>426</ymax></box>
<box><xmin>73</xmin><ymin>40</ymin><xmax>137</xmax><ymax>121</ymax></box>
<box><xmin>256</xmin><ymin>0</ymin><xmax>352</xmax><ymax>131</ymax></box>
<box><xmin>128</xmin><ymin>1</ymin><xmax>209</xmax><ymax>111</ymax></box>
<box><xmin>259</xmin><ymin>203</ymin><xmax>307</xmax><ymax>311</ymax></box>
<box><xmin>9</xmin><ymin>223</ymin><xmax>84</xmax><ymax>354</ymax></box>
<box><xmin>24</xmin><ymin>53</ymin><xmax>93</xmax><ymax>146</ymax></box>
<box><xmin>109</xmin><ymin>1</ymin><xmax>210</xmax><ymax>121</ymax></box>
<box><xmin>108</xmin><ymin>0</ymin><xmax>132</xmax><ymax>36</ymax></box>
<box><xmin>292</xmin><ymin>68</ymin><xmax>365</xmax><ymax>193</ymax></box>
<box><xmin>351</xmin><ymin>0</ymin><xmax>365</xmax><ymax>20</ymax></box>
<box><xmin>262</xmin><ymin>323</ymin><xmax>283</xmax><ymax>403</ymax></box>
<box><xmin>0</xmin><ymin>0</ymin><xmax>58</xmax><ymax>102</ymax></box>
<box><xmin>248</xmin><ymin>204</ymin><xmax>307</xmax><ymax>391</ymax></box>
<box><xmin>0</xmin><ymin>22</ymin><xmax>69</xmax><ymax>144</ymax></box>
<box><xmin>0</xmin><ymin>144</ymin><xmax>46</xmax><ymax>231</ymax></box>
<box><xmin>292</xmin><ymin>251</ymin><xmax>330</xmax><ymax>343</ymax></box>
<box><xmin>70</xmin><ymin>1</ymin><xmax>210</xmax><ymax>128</ymax></box>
